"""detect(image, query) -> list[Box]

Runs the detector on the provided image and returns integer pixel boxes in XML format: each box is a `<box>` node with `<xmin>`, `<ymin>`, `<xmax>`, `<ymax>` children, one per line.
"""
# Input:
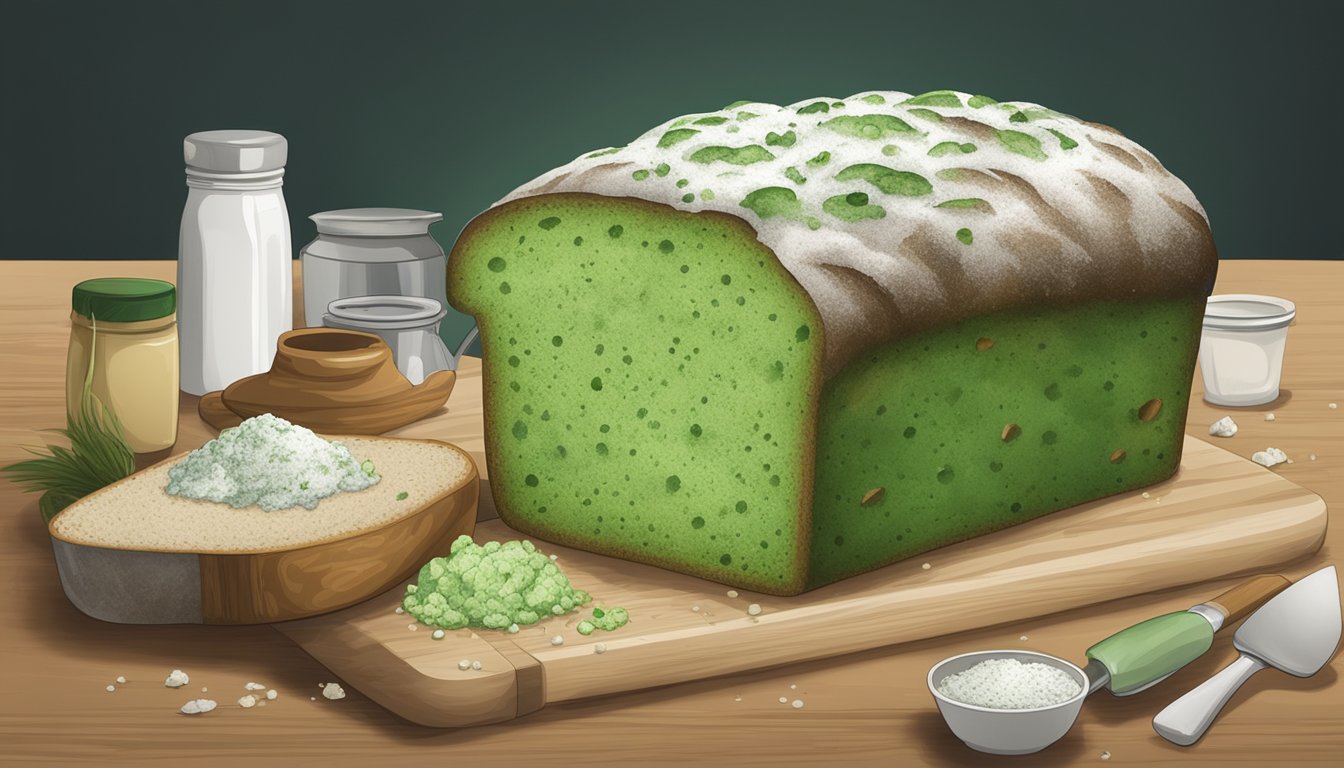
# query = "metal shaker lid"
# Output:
<box><xmin>324</xmin><ymin>295</ymin><xmax>447</xmax><ymax>329</ymax></box>
<box><xmin>183</xmin><ymin>130</ymin><xmax>288</xmax><ymax>173</ymax></box>
<box><xmin>310</xmin><ymin>208</ymin><xmax>444</xmax><ymax>237</ymax></box>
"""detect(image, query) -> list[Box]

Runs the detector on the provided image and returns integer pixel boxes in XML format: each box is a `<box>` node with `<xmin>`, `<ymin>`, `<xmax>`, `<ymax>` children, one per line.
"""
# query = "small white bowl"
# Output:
<box><xmin>928</xmin><ymin>650</ymin><xmax>1089</xmax><ymax>755</ymax></box>
<box><xmin>1199</xmin><ymin>294</ymin><xmax>1296</xmax><ymax>406</ymax></box>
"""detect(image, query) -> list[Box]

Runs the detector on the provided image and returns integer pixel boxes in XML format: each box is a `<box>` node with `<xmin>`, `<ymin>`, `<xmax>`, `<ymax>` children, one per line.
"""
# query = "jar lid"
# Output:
<box><xmin>72</xmin><ymin>278</ymin><xmax>176</xmax><ymax>322</ymax></box>
<box><xmin>324</xmin><ymin>295</ymin><xmax>446</xmax><ymax>329</ymax></box>
<box><xmin>184</xmin><ymin>130</ymin><xmax>288</xmax><ymax>173</ymax></box>
<box><xmin>1203</xmin><ymin>294</ymin><xmax>1296</xmax><ymax>331</ymax></box>
<box><xmin>310</xmin><ymin>208</ymin><xmax>443</xmax><ymax>237</ymax></box>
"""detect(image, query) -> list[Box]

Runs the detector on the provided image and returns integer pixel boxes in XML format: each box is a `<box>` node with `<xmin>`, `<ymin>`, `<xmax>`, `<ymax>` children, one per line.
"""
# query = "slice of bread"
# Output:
<box><xmin>49</xmin><ymin>436</ymin><xmax>478</xmax><ymax>624</ymax></box>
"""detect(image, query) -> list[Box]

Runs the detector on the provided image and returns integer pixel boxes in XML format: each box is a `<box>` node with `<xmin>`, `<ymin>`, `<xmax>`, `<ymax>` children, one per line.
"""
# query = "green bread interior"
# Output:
<box><xmin>451</xmin><ymin>195</ymin><xmax>1203</xmax><ymax>595</ymax></box>
<box><xmin>450</xmin><ymin>195</ymin><xmax>823</xmax><ymax>594</ymax></box>
<box><xmin>807</xmin><ymin>298</ymin><xmax>1200</xmax><ymax>588</ymax></box>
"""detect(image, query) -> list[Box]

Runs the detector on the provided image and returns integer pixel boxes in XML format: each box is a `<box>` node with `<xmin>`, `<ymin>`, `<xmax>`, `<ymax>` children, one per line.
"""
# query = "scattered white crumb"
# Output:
<box><xmin>791</xmin><ymin>699</ymin><xmax>805</xmax><ymax>709</ymax></box>
<box><xmin>321</xmin><ymin>683</ymin><xmax>346</xmax><ymax>701</ymax></box>
<box><xmin>790</xmin><ymin>684</ymin><xmax>797</xmax><ymax>690</ymax></box>
<box><xmin>747</xmin><ymin>603</ymin><xmax>762</xmax><ymax>616</ymax></box>
<box><xmin>180</xmin><ymin>699</ymin><xmax>217</xmax><ymax>715</ymax></box>
<box><xmin>1101</xmin><ymin>751</ymin><xmax>1112</xmax><ymax>760</ymax></box>
<box><xmin>471</xmin><ymin>661</ymin><xmax>482</xmax><ymax>671</ymax></box>
<box><xmin>407</xmin><ymin>624</ymin><xmax>418</xmax><ymax>631</ymax></box>
<box><xmin>727</xmin><ymin>590</ymin><xmax>738</xmax><ymax>598</ymax></box>
<box><xmin>310</xmin><ymin>697</ymin><xmax>316</xmax><ymax>701</ymax></box>
<box><xmin>244</xmin><ymin>682</ymin><xmax>266</xmax><ymax>691</ymax></box>
<box><xmin>1330</xmin><ymin>403</ymin><xmax>1338</xmax><ymax>410</ymax></box>
<box><xmin>734</xmin><ymin>695</ymin><xmax>742</xmax><ymax>702</ymax></box>
<box><xmin>458</xmin><ymin>660</ymin><xmax>471</xmax><ymax>671</ymax></box>
<box><xmin>266</xmin><ymin>689</ymin><xmax>278</xmax><ymax>701</ymax></box>
<box><xmin>779</xmin><ymin>696</ymin><xmax>788</xmax><ymax>704</ymax></box>
<box><xmin>551</xmin><ymin>635</ymin><xmax>564</xmax><ymax>646</ymax></box>
<box><xmin>921</xmin><ymin>562</ymin><xmax>931</xmax><ymax>570</ymax></box>
<box><xmin>508</xmin><ymin>623</ymin><xmax>520</xmax><ymax>634</ymax></box>
<box><xmin>1020</xmin><ymin>635</ymin><xmax>1029</xmax><ymax>641</ymax></box>
<box><xmin>1264</xmin><ymin>413</ymin><xmax>1276</xmax><ymax>422</ymax></box>
<box><xmin>238</xmin><ymin>695</ymin><xmax>257</xmax><ymax>708</ymax></box>
<box><xmin>164</xmin><ymin>669</ymin><xmax>189</xmax><ymax>688</ymax></box>
<box><xmin>105</xmin><ymin>685</ymin><xmax>115</xmax><ymax>692</ymax></box>
<box><xmin>1142</xmin><ymin>491</ymin><xmax>1151</xmax><ymax>499</ymax></box>
<box><xmin>201</xmin><ymin>687</ymin><xmax>208</xmax><ymax>693</ymax></box>
<box><xmin>1309</xmin><ymin>453</ymin><xmax>1317</xmax><ymax>461</ymax></box>
<box><xmin>691</xmin><ymin>605</ymin><xmax>701</xmax><ymax>612</ymax></box>
<box><xmin>549</xmin><ymin>554</ymin><xmax>558</xmax><ymax>561</ymax></box>
<box><xmin>115</xmin><ymin>676</ymin><xmax>126</xmax><ymax>684</ymax></box>
<box><xmin>394</xmin><ymin>607</ymin><xmax>405</xmax><ymax>615</ymax></box>
<box><xmin>594</xmin><ymin>643</ymin><xmax>607</xmax><ymax>654</ymax></box>
<box><xmin>1209</xmin><ymin>416</ymin><xmax>1238</xmax><ymax>437</ymax></box>
<box><xmin>432</xmin><ymin>629</ymin><xmax>446</xmax><ymax>640</ymax></box>
<box><xmin>1252</xmin><ymin>447</ymin><xmax>1289</xmax><ymax>468</ymax></box>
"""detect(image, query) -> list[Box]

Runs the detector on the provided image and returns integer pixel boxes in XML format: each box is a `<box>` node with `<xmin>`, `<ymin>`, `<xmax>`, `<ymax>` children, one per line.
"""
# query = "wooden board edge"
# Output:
<box><xmin>534</xmin><ymin>490</ymin><xmax>1328</xmax><ymax>703</ymax></box>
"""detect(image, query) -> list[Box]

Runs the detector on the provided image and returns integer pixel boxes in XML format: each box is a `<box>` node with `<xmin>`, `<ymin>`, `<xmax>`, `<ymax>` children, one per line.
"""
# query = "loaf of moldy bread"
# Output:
<box><xmin>448</xmin><ymin>90</ymin><xmax>1218</xmax><ymax>595</ymax></box>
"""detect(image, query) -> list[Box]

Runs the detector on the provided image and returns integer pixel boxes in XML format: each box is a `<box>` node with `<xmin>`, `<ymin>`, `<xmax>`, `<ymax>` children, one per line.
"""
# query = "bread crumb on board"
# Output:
<box><xmin>321</xmin><ymin>683</ymin><xmax>346</xmax><ymax>700</ymax></box>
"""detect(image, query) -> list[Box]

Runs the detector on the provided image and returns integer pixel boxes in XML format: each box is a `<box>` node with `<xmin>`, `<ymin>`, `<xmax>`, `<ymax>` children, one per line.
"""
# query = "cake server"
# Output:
<box><xmin>1152</xmin><ymin>564</ymin><xmax>1340</xmax><ymax>746</ymax></box>
<box><xmin>928</xmin><ymin>573</ymin><xmax>1290</xmax><ymax>755</ymax></box>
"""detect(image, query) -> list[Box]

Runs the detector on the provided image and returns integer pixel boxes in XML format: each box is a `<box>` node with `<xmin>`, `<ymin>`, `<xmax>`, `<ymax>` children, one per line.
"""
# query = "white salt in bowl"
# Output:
<box><xmin>928</xmin><ymin>650</ymin><xmax>1088</xmax><ymax>755</ymax></box>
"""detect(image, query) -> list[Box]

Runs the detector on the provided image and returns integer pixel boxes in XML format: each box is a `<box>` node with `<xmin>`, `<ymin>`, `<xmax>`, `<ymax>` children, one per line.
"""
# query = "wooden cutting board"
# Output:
<box><xmin>278</xmin><ymin>428</ymin><xmax>1327</xmax><ymax>727</ymax></box>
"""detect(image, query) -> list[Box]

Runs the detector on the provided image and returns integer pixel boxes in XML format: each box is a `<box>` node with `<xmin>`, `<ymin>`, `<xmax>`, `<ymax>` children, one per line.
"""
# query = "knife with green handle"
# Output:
<box><xmin>1081</xmin><ymin>575</ymin><xmax>1291</xmax><ymax>696</ymax></box>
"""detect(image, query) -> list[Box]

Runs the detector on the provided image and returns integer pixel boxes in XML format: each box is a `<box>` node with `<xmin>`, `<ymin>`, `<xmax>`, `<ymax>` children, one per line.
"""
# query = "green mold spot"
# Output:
<box><xmin>820</xmin><ymin>114</ymin><xmax>916</xmax><ymax>139</ymax></box>
<box><xmin>608</xmin><ymin>224</ymin><xmax>623</xmax><ymax>238</ymax></box>
<box><xmin>937</xmin><ymin>465</ymin><xmax>955</xmax><ymax>484</ymax></box>
<box><xmin>967</xmin><ymin>94</ymin><xmax>997</xmax><ymax>108</ymax></box>
<box><xmin>797</xmin><ymin>101</ymin><xmax>831</xmax><ymax>114</ymax></box>
<box><xmin>690</xmin><ymin>423</ymin><xmax>703</xmax><ymax>437</ymax></box>
<box><xmin>928</xmin><ymin>141</ymin><xmax>977</xmax><ymax>157</ymax></box>
<box><xmin>688</xmin><ymin>145</ymin><xmax>775</xmax><ymax>165</ymax></box>
<box><xmin>824</xmin><ymin>192</ymin><xmax>886</xmax><ymax>221</ymax></box>
<box><xmin>693</xmin><ymin>116</ymin><xmax>729</xmax><ymax>126</ymax></box>
<box><xmin>551</xmin><ymin>335</ymin><xmax>563</xmax><ymax>347</ymax></box>
<box><xmin>632</xmin><ymin>169</ymin><xmax>650</xmax><ymax>181</ymax></box>
<box><xmin>507</xmin><ymin>355</ymin><xmax>520</xmax><ymax>368</ymax></box>
<box><xmin>736</xmin><ymin>111</ymin><xmax>760</xmax><ymax>121</ymax></box>
<box><xmin>586</xmin><ymin>147</ymin><xmax>622</xmax><ymax>158</ymax></box>
<box><xmin>525</xmin><ymin>474</ymin><xmax>539</xmax><ymax>487</ymax></box>
<box><xmin>740</xmin><ymin>186</ymin><xmax>803</xmax><ymax>220</ymax></box>
<box><xmin>796</xmin><ymin>324</ymin><xmax>811</xmax><ymax>342</ymax></box>
<box><xmin>784</xmin><ymin>166</ymin><xmax>806</xmax><ymax>185</ymax></box>
<box><xmin>722</xmin><ymin>99</ymin><xmax>754</xmax><ymax>109</ymax></box>
<box><xmin>595</xmin><ymin>442</ymin><xmax>608</xmax><ymax>455</ymax></box>
<box><xmin>498</xmin><ymin>282</ymin><xmax>511</xmax><ymax>294</ymax></box>
<box><xmin>1044</xmin><ymin>382</ymin><xmax>1062</xmax><ymax>400</ymax></box>
<box><xmin>1010</xmin><ymin>107</ymin><xmax>1060</xmax><ymax>123</ymax></box>
<box><xmin>654</xmin><ymin>163</ymin><xmax>671</xmax><ymax>177</ymax></box>
<box><xmin>1042</xmin><ymin>430</ymin><xmax>1059</xmax><ymax>445</ymax></box>
<box><xmin>765</xmin><ymin>130</ymin><xmax>797</xmax><ymax>148</ymax></box>
<box><xmin>995</xmin><ymin>129</ymin><xmax>1047</xmax><ymax>160</ymax></box>
<box><xmin>691</xmin><ymin>515</ymin><xmax>705</xmax><ymax>528</ymax></box>
<box><xmin>573</xmin><ymin>236</ymin><xmax>583</xmax><ymax>246</ymax></box>
<box><xmin>721</xmin><ymin>274</ymin><xmax>732</xmax><ymax>285</ymax></box>
<box><xmin>512</xmin><ymin>421</ymin><xmax>528</xmax><ymax>440</ymax></box>
<box><xmin>806</xmin><ymin>150</ymin><xmax>832</xmax><ymax>167</ymax></box>
<box><xmin>956</xmin><ymin>228</ymin><xmax>974</xmax><ymax>245</ymax></box>
<box><xmin>396</xmin><ymin>491</ymin><xmax>408</xmax><ymax>500</ymax></box>
<box><xmin>681</xmin><ymin>193</ymin><xmax>695</xmax><ymax>203</ymax></box>
<box><xmin>701</xmin><ymin>189</ymin><xmax>716</xmax><ymax>200</ymax></box>
<box><xmin>907</xmin><ymin>107</ymin><xmax>943</xmax><ymax>122</ymax></box>
<box><xmin>860</xmin><ymin>93</ymin><xmax>886</xmax><ymax>104</ymax></box>
<box><xmin>666</xmin><ymin>475</ymin><xmax>682</xmax><ymax>492</ymax></box>
<box><xmin>881</xmin><ymin>144</ymin><xmax>900</xmax><ymax>156</ymax></box>
<box><xmin>1010</xmin><ymin>501</ymin><xmax>1023</xmax><ymax>513</ymax></box>
<box><xmin>720</xmin><ymin>553</ymin><xmax>733</xmax><ymax>566</ymax></box>
<box><xmin>676</xmin><ymin>178</ymin><xmax>689</xmax><ymax>188</ymax></box>
<box><xmin>658</xmin><ymin>239</ymin><xmax>675</xmax><ymax>253</ymax></box>
<box><xmin>1047</xmin><ymin>128</ymin><xmax>1079</xmax><ymax>150</ymax></box>
<box><xmin>834</xmin><ymin>163</ymin><xmax>933</xmax><ymax>197</ymax></box>
<box><xmin>591</xmin><ymin>377</ymin><xmax>604</xmax><ymax>391</ymax></box>
<box><xmin>736</xmin><ymin>500</ymin><xmax>748</xmax><ymax>513</ymax></box>
<box><xmin>805</xmin><ymin>216</ymin><xmax>821</xmax><ymax>230</ymax></box>
<box><xmin>904</xmin><ymin>90</ymin><xmax>963</xmax><ymax>108</ymax></box>
<box><xmin>539</xmin><ymin>217</ymin><xmax>561</xmax><ymax>230</ymax></box>
<box><xmin>487</xmin><ymin>257</ymin><xmax>507</xmax><ymax>272</ymax></box>
<box><xmin>657</xmin><ymin>128</ymin><xmax>700</xmax><ymax>148</ymax></box>
<box><xmin>935</xmin><ymin>198</ymin><xmax>993</xmax><ymax>212</ymax></box>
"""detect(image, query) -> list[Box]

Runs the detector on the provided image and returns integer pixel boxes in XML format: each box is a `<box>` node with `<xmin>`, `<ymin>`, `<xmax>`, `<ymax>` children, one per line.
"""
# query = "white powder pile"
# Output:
<box><xmin>1208</xmin><ymin>416</ymin><xmax>1238</xmax><ymax>438</ymax></box>
<box><xmin>937</xmin><ymin>658</ymin><xmax>1081</xmax><ymax>710</ymax></box>
<box><xmin>166</xmin><ymin>414</ymin><xmax>379</xmax><ymax>511</ymax></box>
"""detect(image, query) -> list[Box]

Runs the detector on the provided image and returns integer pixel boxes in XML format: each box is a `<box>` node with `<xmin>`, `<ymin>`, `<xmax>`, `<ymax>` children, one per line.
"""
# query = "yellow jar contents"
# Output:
<box><xmin>65</xmin><ymin>278</ymin><xmax>179</xmax><ymax>453</ymax></box>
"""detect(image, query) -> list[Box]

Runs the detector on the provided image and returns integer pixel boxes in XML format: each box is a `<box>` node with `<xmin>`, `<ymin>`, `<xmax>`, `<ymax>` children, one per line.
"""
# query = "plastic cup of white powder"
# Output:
<box><xmin>1199</xmin><ymin>294</ymin><xmax>1295</xmax><ymax>406</ymax></box>
<box><xmin>928</xmin><ymin>650</ymin><xmax>1088</xmax><ymax>755</ymax></box>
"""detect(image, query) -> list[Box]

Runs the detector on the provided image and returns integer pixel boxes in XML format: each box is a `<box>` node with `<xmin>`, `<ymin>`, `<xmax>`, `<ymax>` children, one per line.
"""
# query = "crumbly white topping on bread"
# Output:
<box><xmin>499</xmin><ymin>90</ymin><xmax>1217</xmax><ymax>373</ymax></box>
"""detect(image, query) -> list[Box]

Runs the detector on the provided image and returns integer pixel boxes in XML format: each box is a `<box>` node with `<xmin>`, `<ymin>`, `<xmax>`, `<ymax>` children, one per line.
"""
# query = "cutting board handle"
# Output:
<box><xmin>1205</xmin><ymin>574</ymin><xmax>1291</xmax><ymax>625</ymax></box>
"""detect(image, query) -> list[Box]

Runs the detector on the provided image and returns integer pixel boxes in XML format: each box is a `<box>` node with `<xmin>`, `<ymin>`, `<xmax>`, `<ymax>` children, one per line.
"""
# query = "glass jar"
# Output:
<box><xmin>66</xmin><ymin>278</ymin><xmax>179</xmax><ymax>453</ymax></box>
<box><xmin>178</xmin><ymin>130</ymin><xmax>293</xmax><ymax>396</ymax></box>
<box><xmin>300</xmin><ymin>208</ymin><xmax>448</xmax><ymax>329</ymax></box>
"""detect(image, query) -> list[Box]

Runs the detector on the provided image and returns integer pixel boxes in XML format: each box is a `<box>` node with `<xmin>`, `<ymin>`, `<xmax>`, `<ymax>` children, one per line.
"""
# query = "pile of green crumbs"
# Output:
<box><xmin>165</xmin><ymin>413</ymin><xmax>378</xmax><ymax>511</ymax></box>
<box><xmin>576</xmin><ymin>606</ymin><xmax>630</xmax><ymax>635</ymax></box>
<box><xmin>404</xmin><ymin>535</ymin><xmax>592</xmax><ymax>630</ymax></box>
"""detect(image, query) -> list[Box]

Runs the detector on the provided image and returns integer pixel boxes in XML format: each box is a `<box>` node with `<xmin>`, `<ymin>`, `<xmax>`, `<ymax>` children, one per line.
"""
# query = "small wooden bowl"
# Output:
<box><xmin>199</xmin><ymin>328</ymin><xmax>455</xmax><ymax>434</ymax></box>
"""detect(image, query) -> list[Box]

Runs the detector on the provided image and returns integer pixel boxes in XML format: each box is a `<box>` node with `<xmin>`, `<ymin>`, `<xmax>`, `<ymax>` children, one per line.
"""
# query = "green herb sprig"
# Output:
<box><xmin>2</xmin><ymin>318</ymin><xmax>135</xmax><ymax>522</ymax></box>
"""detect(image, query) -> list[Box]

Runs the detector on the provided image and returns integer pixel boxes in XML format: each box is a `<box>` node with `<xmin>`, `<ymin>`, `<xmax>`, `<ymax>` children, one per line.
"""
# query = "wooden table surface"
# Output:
<box><xmin>1</xmin><ymin>260</ymin><xmax>1339</xmax><ymax>767</ymax></box>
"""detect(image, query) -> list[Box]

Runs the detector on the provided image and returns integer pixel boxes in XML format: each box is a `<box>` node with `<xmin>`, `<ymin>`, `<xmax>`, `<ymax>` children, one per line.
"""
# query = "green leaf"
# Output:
<box><xmin>834</xmin><ymin>164</ymin><xmax>933</xmax><ymax>197</ymax></box>
<box><xmin>657</xmin><ymin>129</ymin><xmax>699</xmax><ymax>148</ymax></box>
<box><xmin>995</xmin><ymin>129</ymin><xmax>1047</xmax><ymax>160</ymax></box>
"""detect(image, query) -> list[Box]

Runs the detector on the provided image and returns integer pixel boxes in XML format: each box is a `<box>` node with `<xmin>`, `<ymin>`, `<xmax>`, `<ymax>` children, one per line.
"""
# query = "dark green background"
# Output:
<box><xmin>3</xmin><ymin>0</ymin><xmax>1340</xmax><ymax>345</ymax></box>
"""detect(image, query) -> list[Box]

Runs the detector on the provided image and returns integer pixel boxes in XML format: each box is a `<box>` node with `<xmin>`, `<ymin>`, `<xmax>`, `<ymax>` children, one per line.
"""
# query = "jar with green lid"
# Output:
<box><xmin>65</xmin><ymin>278</ymin><xmax>179</xmax><ymax>453</ymax></box>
